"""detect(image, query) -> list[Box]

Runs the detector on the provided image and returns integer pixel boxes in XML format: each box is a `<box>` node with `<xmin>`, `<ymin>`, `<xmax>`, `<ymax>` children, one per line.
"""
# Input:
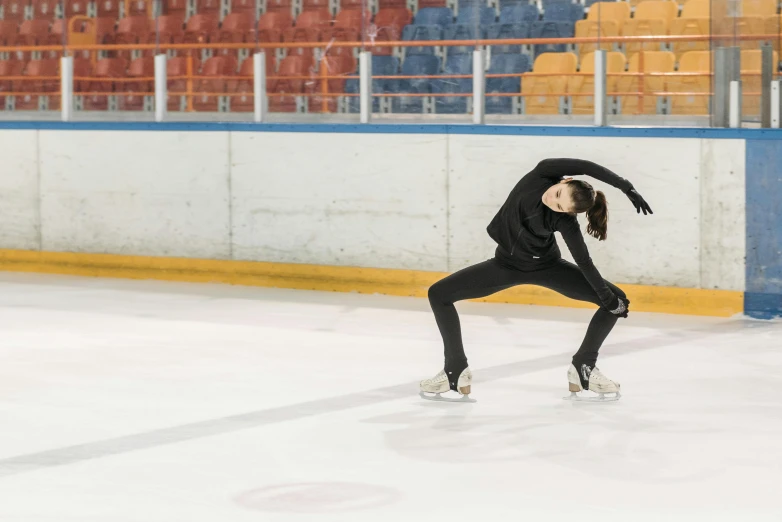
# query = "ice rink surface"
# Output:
<box><xmin>0</xmin><ymin>272</ymin><xmax>780</xmax><ymax>522</ymax></box>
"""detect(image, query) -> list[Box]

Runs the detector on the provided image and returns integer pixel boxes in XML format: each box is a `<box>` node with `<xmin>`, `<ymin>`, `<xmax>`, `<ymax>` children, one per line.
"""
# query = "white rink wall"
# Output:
<box><xmin>0</xmin><ymin>129</ymin><xmax>746</xmax><ymax>291</ymax></box>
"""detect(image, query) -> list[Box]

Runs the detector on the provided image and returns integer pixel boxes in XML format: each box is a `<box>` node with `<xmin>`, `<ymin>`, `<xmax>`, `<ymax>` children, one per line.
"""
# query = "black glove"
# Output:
<box><xmin>624</xmin><ymin>187</ymin><xmax>653</xmax><ymax>215</ymax></box>
<box><xmin>608</xmin><ymin>296</ymin><xmax>630</xmax><ymax>318</ymax></box>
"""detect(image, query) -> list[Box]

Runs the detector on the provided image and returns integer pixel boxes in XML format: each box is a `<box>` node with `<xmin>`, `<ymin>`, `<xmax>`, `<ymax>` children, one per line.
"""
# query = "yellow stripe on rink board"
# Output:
<box><xmin>0</xmin><ymin>249</ymin><xmax>743</xmax><ymax>318</ymax></box>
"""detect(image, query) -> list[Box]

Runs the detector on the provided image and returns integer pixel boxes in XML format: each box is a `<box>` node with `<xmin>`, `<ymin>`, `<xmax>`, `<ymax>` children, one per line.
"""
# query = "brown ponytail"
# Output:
<box><xmin>566</xmin><ymin>180</ymin><xmax>609</xmax><ymax>241</ymax></box>
<box><xmin>586</xmin><ymin>190</ymin><xmax>608</xmax><ymax>241</ymax></box>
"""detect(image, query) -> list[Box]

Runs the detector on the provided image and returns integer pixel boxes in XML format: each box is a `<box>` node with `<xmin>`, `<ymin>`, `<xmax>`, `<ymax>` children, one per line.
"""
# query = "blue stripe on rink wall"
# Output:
<box><xmin>745</xmin><ymin>139</ymin><xmax>782</xmax><ymax>319</ymax></box>
<box><xmin>3</xmin><ymin>121</ymin><xmax>782</xmax><ymax>139</ymax></box>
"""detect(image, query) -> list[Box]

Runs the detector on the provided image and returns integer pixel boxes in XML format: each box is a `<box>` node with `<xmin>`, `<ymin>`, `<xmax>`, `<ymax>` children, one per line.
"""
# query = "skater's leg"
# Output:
<box><xmin>529</xmin><ymin>260</ymin><xmax>627</xmax><ymax>369</ymax></box>
<box><xmin>428</xmin><ymin>259</ymin><xmax>528</xmax><ymax>387</ymax></box>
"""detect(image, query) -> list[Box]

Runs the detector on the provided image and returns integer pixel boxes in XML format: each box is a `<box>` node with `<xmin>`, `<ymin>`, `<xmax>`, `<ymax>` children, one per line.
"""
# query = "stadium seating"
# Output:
<box><xmin>197</xmin><ymin>0</ymin><xmax>221</xmax><ymax>17</ymax></box>
<box><xmin>213</xmin><ymin>13</ymin><xmax>256</xmax><ymax>59</ymax></box>
<box><xmin>521</xmin><ymin>51</ymin><xmax>576</xmax><ymax>113</ymax></box>
<box><xmin>321</xmin><ymin>9</ymin><xmax>370</xmax><ymax>42</ymax></box>
<box><xmin>486</xmin><ymin>22</ymin><xmax>529</xmax><ymax>54</ymax></box>
<box><xmin>16</xmin><ymin>59</ymin><xmax>60</xmax><ymax>110</ymax></box>
<box><xmin>229</xmin><ymin>54</ymin><xmax>276</xmax><ymax>112</ymax></box>
<box><xmin>0</xmin><ymin>59</ymin><xmax>24</xmax><ymax>109</ymax></box>
<box><xmin>164</xmin><ymin>0</ymin><xmax>188</xmax><ymax>18</ymax></box>
<box><xmin>372</xmin><ymin>8</ymin><xmax>412</xmax><ymax>55</ymax></box>
<box><xmin>668</xmin><ymin>50</ymin><xmax>711</xmax><ymax>115</ymax></box>
<box><xmin>544</xmin><ymin>2</ymin><xmax>584</xmax><ymax>23</ymax></box>
<box><xmin>0</xmin><ymin>20</ymin><xmax>18</xmax><ymax>46</ymax></box>
<box><xmin>618</xmin><ymin>50</ymin><xmax>675</xmax><ymax>114</ymax></box>
<box><xmin>575</xmin><ymin>1</ymin><xmax>630</xmax><ymax>57</ymax></box>
<box><xmin>485</xmin><ymin>52</ymin><xmax>531</xmax><ymax>114</ymax></box>
<box><xmin>742</xmin><ymin>0</ymin><xmax>776</xmax><ymax>17</ymax></box>
<box><xmin>456</xmin><ymin>6</ymin><xmax>496</xmax><ymax>25</ymax></box>
<box><xmin>83</xmin><ymin>57</ymin><xmax>127</xmax><ymax>110</ymax></box>
<box><xmin>193</xmin><ymin>55</ymin><xmax>237</xmax><ymax>111</ymax></box>
<box><xmin>390</xmin><ymin>53</ymin><xmax>440</xmax><ymax>113</ymax></box>
<box><xmin>166</xmin><ymin>56</ymin><xmax>190</xmax><ymax>111</ymax></box>
<box><xmin>30</xmin><ymin>0</ymin><xmax>58</xmax><ymax>22</ymax></box>
<box><xmin>258</xmin><ymin>11</ymin><xmax>294</xmax><ymax>43</ymax></box>
<box><xmin>1</xmin><ymin>0</ymin><xmax>26</xmax><ymax>22</ymax></box>
<box><xmin>283</xmin><ymin>9</ymin><xmax>331</xmax><ymax>43</ymax></box>
<box><xmin>622</xmin><ymin>0</ymin><xmax>678</xmax><ymax>58</ymax></box>
<box><xmin>741</xmin><ymin>48</ymin><xmax>778</xmax><ymax>117</ymax></box>
<box><xmin>96</xmin><ymin>0</ymin><xmax>122</xmax><ymax>19</ymax></box>
<box><xmin>344</xmin><ymin>55</ymin><xmax>399</xmax><ymax>113</ymax></box>
<box><xmin>415</xmin><ymin>7</ymin><xmax>453</xmax><ymax>26</ymax></box>
<box><xmin>118</xmin><ymin>56</ymin><xmax>154</xmax><ymax>111</ymax></box>
<box><xmin>230</xmin><ymin>0</ymin><xmax>257</xmax><ymax>16</ymax></box>
<box><xmin>530</xmin><ymin>21</ymin><xmax>574</xmax><ymax>57</ymax></box>
<box><xmin>183</xmin><ymin>14</ymin><xmax>220</xmax><ymax>44</ymax></box>
<box><xmin>568</xmin><ymin>50</ymin><xmax>625</xmax><ymax>114</ymax></box>
<box><xmin>670</xmin><ymin>0</ymin><xmax>710</xmax><ymax>58</ymax></box>
<box><xmin>402</xmin><ymin>24</ymin><xmax>443</xmax><ymax>55</ymax></box>
<box><xmin>432</xmin><ymin>53</ymin><xmax>472</xmax><ymax>113</ymax></box>
<box><xmin>268</xmin><ymin>53</ymin><xmax>315</xmax><ymax>112</ymax></box>
<box><xmin>499</xmin><ymin>4</ymin><xmax>539</xmax><ymax>24</ymax></box>
<box><xmin>63</xmin><ymin>0</ymin><xmax>89</xmax><ymax>17</ymax></box>
<box><xmin>265</xmin><ymin>0</ymin><xmax>294</xmax><ymax>13</ymax></box>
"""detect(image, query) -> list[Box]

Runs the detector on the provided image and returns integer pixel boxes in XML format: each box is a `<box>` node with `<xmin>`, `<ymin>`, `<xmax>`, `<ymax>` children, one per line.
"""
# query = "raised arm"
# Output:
<box><xmin>535</xmin><ymin>158</ymin><xmax>653</xmax><ymax>215</ymax></box>
<box><xmin>534</xmin><ymin>158</ymin><xmax>633</xmax><ymax>192</ymax></box>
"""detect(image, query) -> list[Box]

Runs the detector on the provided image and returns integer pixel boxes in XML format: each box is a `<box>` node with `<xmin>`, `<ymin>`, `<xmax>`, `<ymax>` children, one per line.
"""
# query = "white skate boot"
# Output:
<box><xmin>419</xmin><ymin>367</ymin><xmax>475</xmax><ymax>403</ymax></box>
<box><xmin>565</xmin><ymin>364</ymin><xmax>621</xmax><ymax>402</ymax></box>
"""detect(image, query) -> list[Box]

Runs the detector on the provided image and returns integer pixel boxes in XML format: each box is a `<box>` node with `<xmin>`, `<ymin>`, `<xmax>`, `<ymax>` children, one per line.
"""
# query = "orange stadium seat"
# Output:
<box><xmin>372</xmin><ymin>8</ymin><xmax>411</xmax><ymax>55</ymax></box>
<box><xmin>230</xmin><ymin>0</ymin><xmax>256</xmax><ymax>16</ymax></box>
<box><xmin>569</xmin><ymin>51</ymin><xmax>626</xmax><ymax>114</ymax></box>
<box><xmin>301</xmin><ymin>0</ymin><xmax>330</xmax><ymax>12</ymax></box>
<box><xmin>1</xmin><ymin>0</ymin><xmax>26</xmax><ymax>22</ymax></box>
<box><xmin>183</xmin><ymin>13</ymin><xmax>219</xmax><ymax>43</ymax></box>
<box><xmin>0</xmin><ymin>19</ymin><xmax>19</xmax><ymax>45</ymax></box>
<box><xmin>668</xmin><ymin>50</ymin><xmax>711</xmax><ymax>114</ymax></box>
<box><xmin>30</xmin><ymin>0</ymin><xmax>57</xmax><ymax>21</ymax></box>
<box><xmin>575</xmin><ymin>2</ymin><xmax>631</xmax><ymax>57</ymax></box>
<box><xmin>622</xmin><ymin>0</ymin><xmax>678</xmax><ymax>58</ymax></box>
<box><xmin>15</xmin><ymin>19</ymin><xmax>50</xmax><ymax>60</ymax></box>
<box><xmin>522</xmin><ymin>52</ymin><xmax>577</xmax><ymax>114</ymax></box>
<box><xmin>309</xmin><ymin>52</ymin><xmax>355</xmax><ymax>113</ymax></box>
<box><xmin>321</xmin><ymin>9</ymin><xmax>370</xmax><ymax>42</ymax></box>
<box><xmin>63</xmin><ymin>0</ymin><xmax>89</xmax><ymax>17</ymax></box>
<box><xmin>163</xmin><ymin>0</ymin><xmax>188</xmax><ymax>18</ymax></box>
<box><xmin>742</xmin><ymin>0</ymin><xmax>776</xmax><ymax>16</ymax></box>
<box><xmin>741</xmin><ymin>48</ymin><xmax>778</xmax><ymax>117</ymax></box>
<box><xmin>95</xmin><ymin>0</ymin><xmax>122</xmax><ymax>19</ymax></box>
<box><xmin>265</xmin><ymin>0</ymin><xmax>294</xmax><ymax>13</ymax></box>
<box><xmin>283</xmin><ymin>9</ymin><xmax>331</xmax><ymax>43</ymax></box>
<box><xmin>196</xmin><ymin>0</ymin><xmax>221</xmax><ymax>16</ymax></box>
<box><xmin>618</xmin><ymin>50</ymin><xmax>675</xmax><ymax>114</ymax></box>
<box><xmin>213</xmin><ymin>12</ymin><xmax>256</xmax><ymax>59</ymax></box>
<box><xmin>166</xmin><ymin>55</ymin><xmax>191</xmax><ymax>110</ymax></box>
<box><xmin>670</xmin><ymin>0</ymin><xmax>710</xmax><ymax>58</ymax></box>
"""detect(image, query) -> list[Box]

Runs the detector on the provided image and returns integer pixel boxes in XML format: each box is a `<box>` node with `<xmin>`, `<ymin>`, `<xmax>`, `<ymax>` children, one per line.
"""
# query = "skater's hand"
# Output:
<box><xmin>624</xmin><ymin>187</ymin><xmax>653</xmax><ymax>215</ymax></box>
<box><xmin>608</xmin><ymin>296</ymin><xmax>630</xmax><ymax>318</ymax></box>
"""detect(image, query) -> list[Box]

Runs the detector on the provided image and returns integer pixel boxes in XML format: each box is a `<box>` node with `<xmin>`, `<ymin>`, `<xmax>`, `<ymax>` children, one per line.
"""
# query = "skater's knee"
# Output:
<box><xmin>428</xmin><ymin>281</ymin><xmax>453</xmax><ymax>305</ymax></box>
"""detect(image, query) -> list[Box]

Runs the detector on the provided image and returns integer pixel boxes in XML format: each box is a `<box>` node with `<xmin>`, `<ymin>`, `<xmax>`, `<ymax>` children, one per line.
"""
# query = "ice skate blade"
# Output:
<box><xmin>419</xmin><ymin>391</ymin><xmax>476</xmax><ymax>403</ymax></box>
<box><xmin>563</xmin><ymin>391</ymin><xmax>621</xmax><ymax>402</ymax></box>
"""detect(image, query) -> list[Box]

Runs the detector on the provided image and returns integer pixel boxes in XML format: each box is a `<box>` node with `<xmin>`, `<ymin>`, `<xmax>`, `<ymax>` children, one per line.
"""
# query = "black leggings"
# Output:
<box><xmin>428</xmin><ymin>257</ymin><xmax>626</xmax><ymax>386</ymax></box>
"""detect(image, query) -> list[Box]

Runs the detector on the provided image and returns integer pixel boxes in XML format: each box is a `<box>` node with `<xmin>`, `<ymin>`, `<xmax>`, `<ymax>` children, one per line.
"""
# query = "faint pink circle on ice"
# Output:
<box><xmin>235</xmin><ymin>482</ymin><xmax>402</xmax><ymax>513</ymax></box>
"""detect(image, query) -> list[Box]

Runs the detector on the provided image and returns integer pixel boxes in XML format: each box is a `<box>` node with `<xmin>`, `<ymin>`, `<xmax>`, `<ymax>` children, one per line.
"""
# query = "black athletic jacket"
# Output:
<box><xmin>487</xmin><ymin>158</ymin><xmax>633</xmax><ymax>307</ymax></box>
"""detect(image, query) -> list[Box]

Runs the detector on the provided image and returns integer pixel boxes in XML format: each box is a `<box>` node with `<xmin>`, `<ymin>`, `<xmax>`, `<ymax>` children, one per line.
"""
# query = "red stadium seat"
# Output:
<box><xmin>16</xmin><ymin>59</ymin><xmax>60</xmax><ymax>111</ymax></box>
<box><xmin>283</xmin><ymin>9</ymin><xmax>331</xmax><ymax>43</ymax></box>
<box><xmin>1</xmin><ymin>0</ymin><xmax>26</xmax><ymax>22</ymax></box>
<box><xmin>127</xmin><ymin>0</ymin><xmax>152</xmax><ymax>16</ymax></box>
<box><xmin>83</xmin><ymin>57</ymin><xmax>127</xmax><ymax>110</ymax></box>
<box><xmin>321</xmin><ymin>9</ymin><xmax>369</xmax><ymax>42</ymax></box>
<box><xmin>340</xmin><ymin>0</ymin><xmax>363</xmax><ymax>9</ymax></box>
<box><xmin>377</xmin><ymin>0</ymin><xmax>407</xmax><ymax>9</ymax></box>
<box><xmin>183</xmin><ymin>13</ymin><xmax>219</xmax><ymax>43</ymax></box>
<box><xmin>301</xmin><ymin>0</ymin><xmax>330</xmax><ymax>12</ymax></box>
<box><xmin>229</xmin><ymin>54</ymin><xmax>275</xmax><ymax>111</ymax></box>
<box><xmin>30</xmin><ymin>0</ymin><xmax>57</xmax><ymax>21</ymax></box>
<box><xmin>72</xmin><ymin>56</ymin><xmax>92</xmax><ymax>93</ymax></box>
<box><xmin>148</xmin><ymin>14</ymin><xmax>185</xmax><ymax>54</ymax></box>
<box><xmin>371</xmin><ymin>8</ymin><xmax>411</xmax><ymax>55</ymax></box>
<box><xmin>418</xmin><ymin>0</ymin><xmax>446</xmax><ymax>7</ymax></box>
<box><xmin>15</xmin><ymin>20</ymin><xmax>50</xmax><ymax>60</ymax></box>
<box><xmin>268</xmin><ymin>52</ymin><xmax>313</xmax><ymax>112</ymax></box>
<box><xmin>258</xmin><ymin>10</ymin><xmax>292</xmax><ymax>42</ymax></box>
<box><xmin>0</xmin><ymin>20</ymin><xmax>19</xmax><ymax>46</ymax></box>
<box><xmin>193</xmin><ymin>55</ymin><xmax>237</xmax><ymax>111</ymax></box>
<box><xmin>265</xmin><ymin>0</ymin><xmax>293</xmax><ymax>13</ymax></box>
<box><xmin>163</xmin><ymin>0</ymin><xmax>188</xmax><ymax>18</ymax></box>
<box><xmin>63</xmin><ymin>0</ymin><xmax>89</xmax><ymax>17</ymax></box>
<box><xmin>166</xmin><ymin>55</ymin><xmax>191</xmax><ymax>110</ymax></box>
<box><xmin>308</xmin><ymin>51</ymin><xmax>353</xmax><ymax>112</ymax></box>
<box><xmin>196</xmin><ymin>0</ymin><xmax>221</xmax><ymax>15</ymax></box>
<box><xmin>95</xmin><ymin>0</ymin><xmax>122</xmax><ymax>19</ymax></box>
<box><xmin>229</xmin><ymin>0</ymin><xmax>256</xmax><ymax>16</ymax></box>
<box><xmin>115</xmin><ymin>15</ymin><xmax>151</xmax><ymax>47</ymax></box>
<box><xmin>118</xmin><ymin>56</ymin><xmax>154</xmax><ymax>110</ymax></box>
<box><xmin>0</xmin><ymin>59</ymin><xmax>24</xmax><ymax>110</ymax></box>
<box><xmin>213</xmin><ymin>12</ymin><xmax>256</xmax><ymax>58</ymax></box>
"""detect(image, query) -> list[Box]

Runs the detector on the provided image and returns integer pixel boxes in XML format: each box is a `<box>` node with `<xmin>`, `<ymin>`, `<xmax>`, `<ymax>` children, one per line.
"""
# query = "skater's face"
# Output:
<box><xmin>542</xmin><ymin>179</ymin><xmax>576</xmax><ymax>213</ymax></box>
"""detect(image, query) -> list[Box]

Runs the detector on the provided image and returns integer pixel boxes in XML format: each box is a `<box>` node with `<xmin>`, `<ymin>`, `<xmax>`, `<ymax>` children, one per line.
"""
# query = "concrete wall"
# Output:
<box><xmin>0</xmin><ymin>127</ymin><xmax>753</xmax><ymax>295</ymax></box>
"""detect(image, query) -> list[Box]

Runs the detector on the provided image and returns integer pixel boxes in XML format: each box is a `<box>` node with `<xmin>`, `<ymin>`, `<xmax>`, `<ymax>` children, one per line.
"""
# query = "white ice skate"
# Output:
<box><xmin>419</xmin><ymin>367</ymin><xmax>475</xmax><ymax>403</ymax></box>
<box><xmin>565</xmin><ymin>364</ymin><xmax>621</xmax><ymax>402</ymax></box>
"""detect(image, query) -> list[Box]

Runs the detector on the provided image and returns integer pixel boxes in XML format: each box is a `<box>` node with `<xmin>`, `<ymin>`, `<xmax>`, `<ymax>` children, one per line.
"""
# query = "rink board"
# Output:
<box><xmin>0</xmin><ymin>123</ymin><xmax>776</xmax><ymax>318</ymax></box>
